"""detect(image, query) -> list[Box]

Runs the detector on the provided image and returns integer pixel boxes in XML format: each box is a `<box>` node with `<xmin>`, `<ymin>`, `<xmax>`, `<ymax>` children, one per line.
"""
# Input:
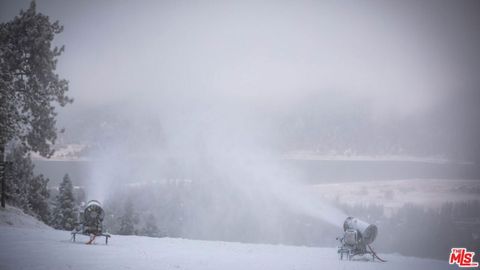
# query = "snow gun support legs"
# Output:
<box><xmin>71</xmin><ymin>231</ymin><xmax>111</xmax><ymax>245</ymax></box>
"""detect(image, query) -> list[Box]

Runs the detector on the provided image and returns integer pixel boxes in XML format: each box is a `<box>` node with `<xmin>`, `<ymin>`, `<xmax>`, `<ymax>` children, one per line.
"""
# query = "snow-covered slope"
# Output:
<box><xmin>0</xmin><ymin>206</ymin><xmax>50</xmax><ymax>230</ymax></box>
<box><xmin>0</xmin><ymin>207</ymin><xmax>454</xmax><ymax>270</ymax></box>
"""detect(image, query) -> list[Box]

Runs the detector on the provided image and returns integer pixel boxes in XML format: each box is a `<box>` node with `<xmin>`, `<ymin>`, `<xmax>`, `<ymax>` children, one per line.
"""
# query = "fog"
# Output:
<box><xmin>3</xmin><ymin>0</ymin><xmax>473</xmax><ymax>161</ymax></box>
<box><xmin>2</xmin><ymin>0</ymin><xmax>480</xmax><ymax>259</ymax></box>
<box><xmin>2</xmin><ymin>0</ymin><xmax>478</xmax><ymax>157</ymax></box>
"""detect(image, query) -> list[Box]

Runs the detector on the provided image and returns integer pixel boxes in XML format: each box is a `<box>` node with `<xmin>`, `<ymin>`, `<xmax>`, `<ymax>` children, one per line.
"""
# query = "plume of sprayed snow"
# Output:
<box><xmin>86</xmin><ymin>99</ymin><xmax>347</xmax><ymax>237</ymax></box>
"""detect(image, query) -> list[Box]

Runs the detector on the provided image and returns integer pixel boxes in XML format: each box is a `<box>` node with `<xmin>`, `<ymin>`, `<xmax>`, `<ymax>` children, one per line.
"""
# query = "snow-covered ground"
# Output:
<box><xmin>0</xmin><ymin>206</ymin><xmax>454</xmax><ymax>270</ymax></box>
<box><xmin>0</xmin><ymin>206</ymin><xmax>50</xmax><ymax>230</ymax></box>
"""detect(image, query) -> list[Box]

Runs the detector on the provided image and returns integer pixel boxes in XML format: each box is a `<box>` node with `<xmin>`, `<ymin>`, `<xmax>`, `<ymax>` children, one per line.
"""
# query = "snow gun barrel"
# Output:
<box><xmin>343</xmin><ymin>217</ymin><xmax>378</xmax><ymax>245</ymax></box>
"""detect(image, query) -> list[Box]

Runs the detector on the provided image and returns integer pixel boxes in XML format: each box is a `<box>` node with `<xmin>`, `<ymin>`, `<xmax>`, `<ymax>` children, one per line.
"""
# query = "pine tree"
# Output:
<box><xmin>118</xmin><ymin>199</ymin><xmax>137</xmax><ymax>235</ymax></box>
<box><xmin>5</xmin><ymin>146</ymin><xmax>32</xmax><ymax>212</ymax></box>
<box><xmin>28</xmin><ymin>174</ymin><xmax>50</xmax><ymax>224</ymax></box>
<box><xmin>51</xmin><ymin>174</ymin><xmax>76</xmax><ymax>230</ymax></box>
<box><xmin>142</xmin><ymin>213</ymin><xmax>159</xmax><ymax>237</ymax></box>
<box><xmin>1</xmin><ymin>1</ymin><xmax>73</xmax><ymax>208</ymax></box>
<box><xmin>4</xmin><ymin>144</ymin><xmax>50</xmax><ymax>223</ymax></box>
<box><xmin>0</xmin><ymin>1</ymin><xmax>73</xmax><ymax>156</ymax></box>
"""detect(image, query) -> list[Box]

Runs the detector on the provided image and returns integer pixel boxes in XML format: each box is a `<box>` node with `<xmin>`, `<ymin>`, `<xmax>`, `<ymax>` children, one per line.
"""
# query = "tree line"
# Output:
<box><xmin>4</xmin><ymin>144</ymin><xmax>73</xmax><ymax>229</ymax></box>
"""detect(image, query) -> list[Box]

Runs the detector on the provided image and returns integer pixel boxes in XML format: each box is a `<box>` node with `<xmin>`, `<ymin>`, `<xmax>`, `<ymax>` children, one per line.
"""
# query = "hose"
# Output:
<box><xmin>368</xmin><ymin>244</ymin><xmax>387</xmax><ymax>262</ymax></box>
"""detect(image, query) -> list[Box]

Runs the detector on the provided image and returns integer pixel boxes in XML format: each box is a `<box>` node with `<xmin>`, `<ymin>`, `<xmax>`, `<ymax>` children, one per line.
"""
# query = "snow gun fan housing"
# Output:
<box><xmin>71</xmin><ymin>200</ymin><xmax>111</xmax><ymax>244</ymax></box>
<box><xmin>82</xmin><ymin>200</ymin><xmax>105</xmax><ymax>233</ymax></box>
<box><xmin>337</xmin><ymin>217</ymin><xmax>385</xmax><ymax>262</ymax></box>
<box><xmin>343</xmin><ymin>217</ymin><xmax>377</xmax><ymax>245</ymax></box>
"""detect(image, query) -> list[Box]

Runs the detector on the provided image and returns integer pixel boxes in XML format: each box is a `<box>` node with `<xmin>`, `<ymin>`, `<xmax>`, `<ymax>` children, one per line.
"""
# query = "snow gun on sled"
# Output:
<box><xmin>72</xmin><ymin>200</ymin><xmax>111</xmax><ymax>245</ymax></box>
<box><xmin>337</xmin><ymin>217</ymin><xmax>386</xmax><ymax>262</ymax></box>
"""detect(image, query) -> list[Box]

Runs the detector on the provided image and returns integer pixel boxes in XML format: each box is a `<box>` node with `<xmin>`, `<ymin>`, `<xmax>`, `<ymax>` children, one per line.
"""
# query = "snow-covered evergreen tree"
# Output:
<box><xmin>5</xmin><ymin>146</ymin><xmax>32</xmax><ymax>212</ymax></box>
<box><xmin>5</xmin><ymin>145</ymin><xmax>51</xmax><ymax>223</ymax></box>
<box><xmin>0</xmin><ymin>1</ymin><xmax>73</xmax><ymax>209</ymax></box>
<box><xmin>118</xmin><ymin>198</ymin><xmax>137</xmax><ymax>235</ymax></box>
<box><xmin>51</xmin><ymin>174</ymin><xmax>76</xmax><ymax>230</ymax></box>
<box><xmin>142</xmin><ymin>213</ymin><xmax>160</xmax><ymax>237</ymax></box>
<box><xmin>28</xmin><ymin>174</ymin><xmax>50</xmax><ymax>224</ymax></box>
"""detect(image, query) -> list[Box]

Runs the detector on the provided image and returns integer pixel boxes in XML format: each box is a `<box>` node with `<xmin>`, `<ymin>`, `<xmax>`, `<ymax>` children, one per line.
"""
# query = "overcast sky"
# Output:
<box><xmin>1</xmin><ymin>0</ymin><xmax>480</xmax><ymax>160</ymax></box>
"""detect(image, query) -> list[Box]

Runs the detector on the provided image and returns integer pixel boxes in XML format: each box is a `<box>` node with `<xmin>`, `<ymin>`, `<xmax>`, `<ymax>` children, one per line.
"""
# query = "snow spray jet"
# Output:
<box><xmin>85</xmin><ymin>113</ymin><xmax>165</xmax><ymax>204</ymax></box>
<box><xmin>84</xmin><ymin>99</ymin><xmax>349</xmax><ymax>242</ymax></box>
<box><xmin>86</xmin><ymin>137</ymin><xmax>126</xmax><ymax>203</ymax></box>
<box><xmin>157</xmin><ymin>103</ymin><xmax>348</xmax><ymax>234</ymax></box>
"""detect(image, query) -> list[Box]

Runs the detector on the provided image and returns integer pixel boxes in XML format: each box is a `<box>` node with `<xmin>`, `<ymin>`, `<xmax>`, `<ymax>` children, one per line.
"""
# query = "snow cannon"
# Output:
<box><xmin>72</xmin><ymin>200</ymin><xmax>111</xmax><ymax>245</ymax></box>
<box><xmin>337</xmin><ymin>217</ymin><xmax>385</xmax><ymax>262</ymax></box>
<box><xmin>343</xmin><ymin>217</ymin><xmax>377</xmax><ymax>245</ymax></box>
<box><xmin>83</xmin><ymin>200</ymin><xmax>105</xmax><ymax>227</ymax></box>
